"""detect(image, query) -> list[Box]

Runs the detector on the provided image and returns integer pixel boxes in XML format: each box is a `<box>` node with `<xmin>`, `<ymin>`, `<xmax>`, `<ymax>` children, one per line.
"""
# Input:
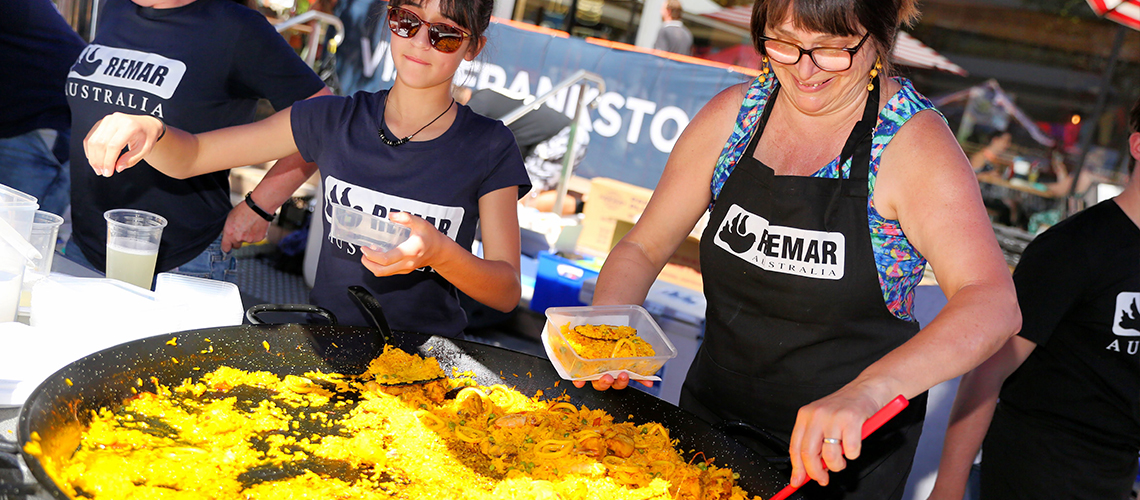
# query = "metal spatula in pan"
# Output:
<box><xmin>348</xmin><ymin>286</ymin><xmax>446</xmax><ymax>386</ymax></box>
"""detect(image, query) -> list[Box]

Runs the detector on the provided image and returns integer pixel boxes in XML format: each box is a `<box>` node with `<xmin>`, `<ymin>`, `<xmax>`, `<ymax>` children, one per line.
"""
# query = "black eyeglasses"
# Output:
<box><xmin>757</xmin><ymin>32</ymin><xmax>870</xmax><ymax>72</ymax></box>
<box><xmin>387</xmin><ymin>6</ymin><xmax>471</xmax><ymax>54</ymax></box>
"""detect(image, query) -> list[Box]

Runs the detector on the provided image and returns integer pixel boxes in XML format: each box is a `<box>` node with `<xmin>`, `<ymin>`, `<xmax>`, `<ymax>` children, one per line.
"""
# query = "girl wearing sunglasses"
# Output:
<box><xmin>81</xmin><ymin>0</ymin><xmax>532</xmax><ymax>337</ymax></box>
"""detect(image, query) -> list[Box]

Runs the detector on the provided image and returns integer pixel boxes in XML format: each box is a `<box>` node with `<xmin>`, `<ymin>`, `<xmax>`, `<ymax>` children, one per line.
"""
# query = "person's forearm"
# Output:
<box><xmin>150</xmin><ymin>110</ymin><xmax>298</xmax><ymax>179</ymax></box>
<box><xmin>927</xmin><ymin>368</ymin><xmax>1000</xmax><ymax>499</ymax></box>
<box><xmin>591</xmin><ymin>238</ymin><xmax>663</xmax><ymax>307</ymax></box>
<box><xmin>432</xmin><ymin>241</ymin><xmax>521</xmax><ymax>312</ymax></box>
<box><xmin>142</xmin><ymin>125</ymin><xmax>205</xmax><ymax>178</ymax></box>
<box><xmin>928</xmin><ymin>334</ymin><xmax>1033</xmax><ymax>499</ymax></box>
<box><xmin>248</xmin><ymin>153</ymin><xmax>319</xmax><ymax>213</ymax></box>
<box><xmin>847</xmin><ymin>280</ymin><xmax>1020</xmax><ymax>407</ymax></box>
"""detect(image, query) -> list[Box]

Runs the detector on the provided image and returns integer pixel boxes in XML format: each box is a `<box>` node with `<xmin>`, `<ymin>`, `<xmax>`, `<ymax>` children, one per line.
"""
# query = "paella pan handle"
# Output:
<box><xmin>0</xmin><ymin>439</ymin><xmax>19</xmax><ymax>454</ymax></box>
<box><xmin>347</xmin><ymin>285</ymin><xmax>393</xmax><ymax>345</ymax></box>
<box><xmin>715</xmin><ymin>420</ymin><xmax>792</xmax><ymax>466</ymax></box>
<box><xmin>0</xmin><ymin>483</ymin><xmax>38</xmax><ymax>496</ymax></box>
<box><xmin>245</xmin><ymin>303</ymin><xmax>338</xmax><ymax>325</ymax></box>
<box><xmin>0</xmin><ymin>439</ymin><xmax>38</xmax><ymax>495</ymax></box>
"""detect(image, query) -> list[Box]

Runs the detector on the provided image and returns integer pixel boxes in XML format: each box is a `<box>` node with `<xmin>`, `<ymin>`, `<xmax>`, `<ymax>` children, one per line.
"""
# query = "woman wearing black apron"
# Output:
<box><xmin>582</xmin><ymin>0</ymin><xmax>1020</xmax><ymax>498</ymax></box>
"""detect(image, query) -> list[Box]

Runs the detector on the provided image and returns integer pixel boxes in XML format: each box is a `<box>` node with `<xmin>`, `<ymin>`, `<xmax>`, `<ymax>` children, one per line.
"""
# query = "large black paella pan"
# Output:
<box><xmin>14</xmin><ymin>321</ymin><xmax>793</xmax><ymax>498</ymax></box>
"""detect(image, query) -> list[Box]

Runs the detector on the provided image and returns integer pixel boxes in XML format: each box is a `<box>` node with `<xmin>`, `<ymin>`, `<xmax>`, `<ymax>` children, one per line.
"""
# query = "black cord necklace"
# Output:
<box><xmin>378</xmin><ymin>99</ymin><xmax>455</xmax><ymax>147</ymax></box>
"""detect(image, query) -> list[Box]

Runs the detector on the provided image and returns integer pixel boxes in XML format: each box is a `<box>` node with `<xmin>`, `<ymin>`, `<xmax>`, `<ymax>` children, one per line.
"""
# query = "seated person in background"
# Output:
<box><xmin>1039</xmin><ymin>150</ymin><xmax>1113</xmax><ymax>198</ymax></box>
<box><xmin>455</xmin><ymin>86</ymin><xmax>589</xmax><ymax>215</ymax></box>
<box><xmin>970</xmin><ymin>132</ymin><xmax>1015</xmax><ymax>225</ymax></box>
<box><xmin>969</xmin><ymin>131</ymin><xmax>1011</xmax><ymax>173</ymax></box>
<box><xmin>522</xmin><ymin>123</ymin><xmax>590</xmax><ymax>215</ymax></box>
<box><xmin>928</xmin><ymin>97</ymin><xmax>1140</xmax><ymax>500</ymax></box>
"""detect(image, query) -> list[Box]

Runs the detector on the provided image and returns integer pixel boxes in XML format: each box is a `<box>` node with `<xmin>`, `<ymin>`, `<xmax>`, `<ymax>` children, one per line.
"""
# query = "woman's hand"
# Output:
<box><xmin>572</xmin><ymin>372</ymin><xmax>654</xmax><ymax>391</ymax></box>
<box><xmin>84</xmin><ymin>112</ymin><xmax>165</xmax><ymax>177</ymax></box>
<box><xmin>787</xmin><ymin>385</ymin><xmax>891</xmax><ymax>488</ymax></box>
<box><xmin>359</xmin><ymin>212</ymin><xmax>446</xmax><ymax>276</ymax></box>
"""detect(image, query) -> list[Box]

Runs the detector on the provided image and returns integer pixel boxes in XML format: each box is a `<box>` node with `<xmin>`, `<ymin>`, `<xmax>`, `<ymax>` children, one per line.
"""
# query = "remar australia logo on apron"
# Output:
<box><xmin>713</xmin><ymin>203</ymin><xmax>845</xmax><ymax>280</ymax></box>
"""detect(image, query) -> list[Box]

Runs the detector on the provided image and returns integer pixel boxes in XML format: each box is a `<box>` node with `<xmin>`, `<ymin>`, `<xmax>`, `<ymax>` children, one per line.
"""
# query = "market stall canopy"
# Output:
<box><xmin>699</xmin><ymin>6</ymin><xmax>967</xmax><ymax>75</ymax></box>
<box><xmin>677</xmin><ymin>0</ymin><xmax>723</xmax><ymax>16</ymax></box>
<box><xmin>893</xmin><ymin>31</ymin><xmax>969</xmax><ymax>76</ymax></box>
<box><xmin>933</xmin><ymin>79</ymin><xmax>1057</xmax><ymax>148</ymax></box>
<box><xmin>1086</xmin><ymin>0</ymin><xmax>1140</xmax><ymax>30</ymax></box>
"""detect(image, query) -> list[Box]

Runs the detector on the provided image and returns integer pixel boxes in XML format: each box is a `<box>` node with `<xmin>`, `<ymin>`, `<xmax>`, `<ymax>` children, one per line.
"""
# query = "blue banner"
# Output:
<box><xmin>334</xmin><ymin>0</ymin><xmax>756</xmax><ymax>189</ymax></box>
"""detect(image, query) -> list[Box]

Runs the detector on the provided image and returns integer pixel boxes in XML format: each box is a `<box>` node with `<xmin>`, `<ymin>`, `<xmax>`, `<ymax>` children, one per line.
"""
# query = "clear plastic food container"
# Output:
<box><xmin>542</xmin><ymin>305</ymin><xmax>678</xmax><ymax>381</ymax></box>
<box><xmin>329</xmin><ymin>204</ymin><xmax>411</xmax><ymax>252</ymax></box>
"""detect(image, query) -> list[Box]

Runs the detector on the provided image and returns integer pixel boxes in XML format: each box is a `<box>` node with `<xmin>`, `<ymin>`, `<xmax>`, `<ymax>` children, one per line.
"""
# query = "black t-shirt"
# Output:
<box><xmin>999</xmin><ymin>198</ymin><xmax>1140</xmax><ymax>452</ymax></box>
<box><xmin>291</xmin><ymin>91</ymin><xmax>529</xmax><ymax>335</ymax></box>
<box><xmin>0</xmin><ymin>0</ymin><xmax>85</xmax><ymax>139</ymax></box>
<box><xmin>66</xmin><ymin>0</ymin><xmax>324</xmax><ymax>272</ymax></box>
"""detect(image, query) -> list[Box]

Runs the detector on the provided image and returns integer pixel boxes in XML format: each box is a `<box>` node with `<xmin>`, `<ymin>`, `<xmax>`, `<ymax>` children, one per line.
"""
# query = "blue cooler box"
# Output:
<box><xmin>529</xmin><ymin>251</ymin><xmax>600</xmax><ymax>314</ymax></box>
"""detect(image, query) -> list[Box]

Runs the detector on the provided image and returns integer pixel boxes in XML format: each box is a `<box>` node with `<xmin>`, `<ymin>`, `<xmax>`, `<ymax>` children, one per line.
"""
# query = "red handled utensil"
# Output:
<box><xmin>768</xmin><ymin>395</ymin><xmax>910</xmax><ymax>500</ymax></box>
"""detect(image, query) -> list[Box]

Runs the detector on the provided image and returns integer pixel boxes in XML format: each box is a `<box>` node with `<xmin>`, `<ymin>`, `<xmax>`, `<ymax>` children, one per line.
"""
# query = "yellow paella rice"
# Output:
<box><xmin>561</xmin><ymin>323</ymin><xmax>657</xmax><ymax>359</ymax></box>
<box><xmin>361</xmin><ymin>344</ymin><xmax>447</xmax><ymax>385</ymax></box>
<box><xmin>26</xmin><ymin>347</ymin><xmax>758</xmax><ymax>500</ymax></box>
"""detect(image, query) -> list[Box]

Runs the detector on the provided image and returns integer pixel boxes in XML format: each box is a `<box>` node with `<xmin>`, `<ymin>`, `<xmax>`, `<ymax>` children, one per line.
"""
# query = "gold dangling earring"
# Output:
<box><xmin>760</xmin><ymin>55</ymin><xmax>770</xmax><ymax>84</ymax></box>
<box><xmin>867</xmin><ymin>57</ymin><xmax>882</xmax><ymax>92</ymax></box>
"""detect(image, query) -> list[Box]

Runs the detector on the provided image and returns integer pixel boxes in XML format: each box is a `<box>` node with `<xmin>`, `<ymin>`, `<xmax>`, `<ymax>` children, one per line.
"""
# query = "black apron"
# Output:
<box><xmin>683</xmin><ymin>79</ymin><xmax>928</xmax><ymax>500</ymax></box>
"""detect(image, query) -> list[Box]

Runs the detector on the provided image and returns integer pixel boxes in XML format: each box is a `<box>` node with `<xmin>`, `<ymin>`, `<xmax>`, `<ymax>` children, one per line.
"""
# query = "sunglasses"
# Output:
<box><xmin>387</xmin><ymin>6</ymin><xmax>471</xmax><ymax>54</ymax></box>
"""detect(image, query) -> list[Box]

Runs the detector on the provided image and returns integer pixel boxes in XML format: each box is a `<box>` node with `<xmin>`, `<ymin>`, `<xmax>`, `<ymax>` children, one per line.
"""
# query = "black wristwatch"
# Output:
<box><xmin>244</xmin><ymin>192</ymin><xmax>275</xmax><ymax>222</ymax></box>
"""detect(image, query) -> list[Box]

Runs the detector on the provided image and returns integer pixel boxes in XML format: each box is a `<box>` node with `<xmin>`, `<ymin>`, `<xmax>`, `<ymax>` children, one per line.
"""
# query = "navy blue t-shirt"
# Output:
<box><xmin>291</xmin><ymin>90</ymin><xmax>530</xmax><ymax>335</ymax></box>
<box><xmin>66</xmin><ymin>0</ymin><xmax>324</xmax><ymax>272</ymax></box>
<box><xmin>0</xmin><ymin>0</ymin><xmax>85</xmax><ymax>139</ymax></box>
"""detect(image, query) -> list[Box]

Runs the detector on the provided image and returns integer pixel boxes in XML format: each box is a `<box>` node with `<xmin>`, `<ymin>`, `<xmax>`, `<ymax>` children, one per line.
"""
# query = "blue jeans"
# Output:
<box><xmin>63</xmin><ymin>234</ymin><xmax>237</xmax><ymax>284</ymax></box>
<box><xmin>62</xmin><ymin>236</ymin><xmax>98</xmax><ymax>274</ymax></box>
<box><xmin>0</xmin><ymin>129</ymin><xmax>70</xmax><ymax>216</ymax></box>
<box><xmin>167</xmin><ymin>236</ymin><xmax>238</xmax><ymax>284</ymax></box>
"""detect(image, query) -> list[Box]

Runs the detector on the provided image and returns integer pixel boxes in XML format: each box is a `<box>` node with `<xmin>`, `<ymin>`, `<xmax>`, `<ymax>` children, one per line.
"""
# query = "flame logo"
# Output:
<box><xmin>70</xmin><ymin>46</ymin><xmax>103</xmax><ymax>77</ymax></box>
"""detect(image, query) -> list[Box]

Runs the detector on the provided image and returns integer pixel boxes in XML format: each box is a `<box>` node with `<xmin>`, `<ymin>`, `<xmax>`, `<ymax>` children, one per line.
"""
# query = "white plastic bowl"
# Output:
<box><xmin>542</xmin><ymin>304</ymin><xmax>678</xmax><ymax>381</ymax></box>
<box><xmin>329</xmin><ymin>204</ymin><xmax>411</xmax><ymax>252</ymax></box>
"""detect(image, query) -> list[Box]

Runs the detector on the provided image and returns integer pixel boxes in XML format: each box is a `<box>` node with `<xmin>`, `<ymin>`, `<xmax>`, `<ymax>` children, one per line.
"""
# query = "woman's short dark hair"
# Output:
<box><xmin>389</xmin><ymin>0</ymin><xmax>494</xmax><ymax>40</ymax></box>
<box><xmin>750</xmin><ymin>0</ymin><xmax>919</xmax><ymax>75</ymax></box>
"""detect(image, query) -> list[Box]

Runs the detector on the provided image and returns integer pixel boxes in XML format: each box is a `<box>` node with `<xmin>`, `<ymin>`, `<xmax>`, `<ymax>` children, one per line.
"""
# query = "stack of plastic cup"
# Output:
<box><xmin>18</xmin><ymin>210</ymin><xmax>65</xmax><ymax>318</ymax></box>
<box><xmin>0</xmin><ymin>184</ymin><xmax>39</xmax><ymax>322</ymax></box>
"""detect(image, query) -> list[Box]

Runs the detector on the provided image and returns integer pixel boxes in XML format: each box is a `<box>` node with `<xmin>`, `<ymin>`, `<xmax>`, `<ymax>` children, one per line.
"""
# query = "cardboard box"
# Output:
<box><xmin>576</xmin><ymin>178</ymin><xmax>655</xmax><ymax>257</ymax></box>
<box><xmin>612</xmin><ymin>219</ymin><xmax>702</xmax><ymax>291</ymax></box>
<box><xmin>577</xmin><ymin>177</ymin><xmax>704</xmax><ymax>291</ymax></box>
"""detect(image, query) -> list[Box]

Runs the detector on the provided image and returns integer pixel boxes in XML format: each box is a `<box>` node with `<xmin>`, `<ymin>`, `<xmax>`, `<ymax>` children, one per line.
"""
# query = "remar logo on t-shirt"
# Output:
<box><xmin>713</xmin><ymin>203</ymin><xmax>845</xmax><ymax>280</ymax></box>
<box><xmin>324</xmin><ymin>175</ymin><xmax>465</xmax><ymax>250</ymax></box>
<box><xmin>68</xmin><ymin>45</ymin><xmax>185</xmax><ymax>99</ymax></box>
<box><xmin>1112</xmin><ymin>292</ymin><xmax>1140</xmax><ymax>337</ymax></box>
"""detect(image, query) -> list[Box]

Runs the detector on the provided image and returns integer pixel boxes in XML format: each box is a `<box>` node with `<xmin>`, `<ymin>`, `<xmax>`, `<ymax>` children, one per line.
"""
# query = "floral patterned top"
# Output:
<box><xmin>710</xmin><ymin>75</ymin><xmax>940</xmax><ymax>321</ymax></box>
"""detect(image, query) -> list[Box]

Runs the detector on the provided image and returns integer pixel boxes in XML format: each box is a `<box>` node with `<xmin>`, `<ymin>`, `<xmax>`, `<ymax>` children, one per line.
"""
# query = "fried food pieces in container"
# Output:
<box><xmin>561</xmin><ymin>323</ymin><xmax>656</xmax><ymax>359</ymax></box>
